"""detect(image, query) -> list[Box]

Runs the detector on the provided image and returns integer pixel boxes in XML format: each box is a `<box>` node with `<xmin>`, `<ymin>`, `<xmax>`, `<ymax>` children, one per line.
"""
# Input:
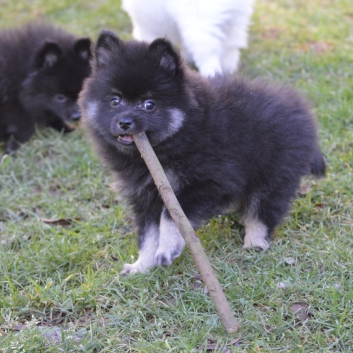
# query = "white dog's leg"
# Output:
<box><xmin>181</xmin><ymin>33</ymin><xmax>223</xmax><ymax>76</ymax></box>
<box><xmin>221</xmin><ymin>48</ymin><xmax>241</xmax><ymax>75</ymax></box>
<box><xmin>221</xmin><ymin>3</ymin><xmax>254</xmax><ymax>74</ymax></box>
<box><xmin>175</xmin><ymin>13</ymin><xmax>224</xmax><ymax>76</ymax></box>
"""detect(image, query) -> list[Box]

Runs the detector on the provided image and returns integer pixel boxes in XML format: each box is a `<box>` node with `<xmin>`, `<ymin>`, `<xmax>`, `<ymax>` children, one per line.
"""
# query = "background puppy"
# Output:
<box><xmin>122</xmin><ymin>0</ymin><xmax>255</xmax><ymax>76</ymax></box>
<box><xmin>0</xmin><ymin>22</ymin><xmax>91</xmax><ymax>153</ymax></box>
<box><xmin>79</xmin><ymin>31</ymin><xmax>325</xmax><ymax>275</ymax></box>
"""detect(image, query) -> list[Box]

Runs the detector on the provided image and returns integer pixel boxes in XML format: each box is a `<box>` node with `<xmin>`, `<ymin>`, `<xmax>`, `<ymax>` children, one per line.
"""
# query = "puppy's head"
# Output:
<box><xmin>21</xmin><ymin>37</ymin><xmax>91</xmax><ymax>124</ymax></box>
<box><xmin>79</xmin><ymin>31</ymin><xmax>188</xmax><ymax>152</ymax></box>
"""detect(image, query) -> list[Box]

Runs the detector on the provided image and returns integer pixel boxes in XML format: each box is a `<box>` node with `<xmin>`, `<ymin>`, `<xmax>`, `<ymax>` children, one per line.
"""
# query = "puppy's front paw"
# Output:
<box><xmin>120</xmin><ymin>259</ymin><xmax>155</xmax><ymax>275</ymax></box>
<box><xmin>121</xmin><ymin>224</ymin><xmax>160</xmax><ymax>275</ymax></box>
<box><xmin>155</xmin><ymin>245</ymin><xmax>183</xmax><ymax>266</ymax></box>
<box><xmin>157</xmin><ymin>212</ymin><xmax>186</xmax><ymax>266</ymax></box>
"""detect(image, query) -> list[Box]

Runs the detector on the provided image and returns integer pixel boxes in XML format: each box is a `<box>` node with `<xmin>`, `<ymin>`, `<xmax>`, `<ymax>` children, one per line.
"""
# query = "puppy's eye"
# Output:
<box><xmin>110</xmin><ymin>96</ymin><xmax>122</xmax><ymax>108</ymax></box>
<box><xmin>54</xmin><ymin>94</ymin><xmax>68</xmax><ymax>103</ymax></box>
<box><xmin>144</xmin><ymin>100</ymin><xmax>155</xmax><ymax>111</ymax></box>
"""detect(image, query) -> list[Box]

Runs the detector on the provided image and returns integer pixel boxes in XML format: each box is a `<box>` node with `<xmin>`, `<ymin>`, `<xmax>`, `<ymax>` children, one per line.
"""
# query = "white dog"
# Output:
<box><xmin>121</xmin><ymin>0</ymin><xmax>255</xmax><ymax>76</ymax></box>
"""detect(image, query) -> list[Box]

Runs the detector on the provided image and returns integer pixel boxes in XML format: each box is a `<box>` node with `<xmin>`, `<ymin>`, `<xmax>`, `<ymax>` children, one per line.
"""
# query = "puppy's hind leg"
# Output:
<box><xmin>243</xmin><ymin>217</ymin><xmax>270</xmax><ymax>250</ymax></box>
<box><xmin>242</xmin><ymin>194</ymin><xmax>273</xmax><ymax>250</ymax></box>
<box><xmin>242</xmin><ymin>190</ymin><xmax>292</xmax><ymax>250</ymax></box>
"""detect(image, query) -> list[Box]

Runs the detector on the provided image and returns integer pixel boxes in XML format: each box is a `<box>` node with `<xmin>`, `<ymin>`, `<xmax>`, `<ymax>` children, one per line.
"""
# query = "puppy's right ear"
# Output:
<box><xmin>95</xmin><ymin>30</ymin><xmax>122</xmax><ymax>68</ymax></box>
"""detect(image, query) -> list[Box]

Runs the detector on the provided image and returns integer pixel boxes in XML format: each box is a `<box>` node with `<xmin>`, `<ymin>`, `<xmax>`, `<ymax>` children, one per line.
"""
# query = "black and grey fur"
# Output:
<box><xmin>0</xmin><ymin>22</ymin><xmax>91</xmax><ymax>153</ymax></box>
<box><xmin>79</xmin><ymin>31</ymin><xmax>325</xmax><ymax>274</ymax></box>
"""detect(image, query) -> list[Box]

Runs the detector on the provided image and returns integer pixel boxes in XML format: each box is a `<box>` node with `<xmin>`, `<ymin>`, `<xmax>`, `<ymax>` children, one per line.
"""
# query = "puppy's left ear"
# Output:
<box><xmin>34</xmin><ymin>41</ymin><xmax>62</xmax><ymax>69</ymax></box>
<box><xmin>74</xmin><ymin>38</ymin><xmax>91</xmax><ymax>61</ymax></box>
<box><xmin>149</xmin><ymin>39</ymin><xmax>181</xmax><ymax>76</ymax></box>
<box><xmin>95</xmin><ymin>30</ymin><xmax>122</xmax><ymax>68</ymax></box>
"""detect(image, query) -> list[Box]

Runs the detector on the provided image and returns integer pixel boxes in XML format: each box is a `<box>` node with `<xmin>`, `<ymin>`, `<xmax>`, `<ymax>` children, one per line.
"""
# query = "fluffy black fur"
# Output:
<box><xmin>79</xmin><ymin>31</ymin><xmax>325</xmax><ymax>274</ymax></box>
<box><xmin>0</xmin><ymin>22</ymin><xmax>91</xmax><ymax>153</ymax></box>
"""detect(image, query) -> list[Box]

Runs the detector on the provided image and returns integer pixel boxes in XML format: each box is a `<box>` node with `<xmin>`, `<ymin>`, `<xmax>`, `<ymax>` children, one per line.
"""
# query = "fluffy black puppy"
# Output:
<box><xmin>79</xmin><ymin>31</ymin><xmax>325</xmax><ymax>275</ymax></box>
<box><xmin>0</xmin><ymin>22</ymin><xmax>91</xmax><ymax>153</ymax></box>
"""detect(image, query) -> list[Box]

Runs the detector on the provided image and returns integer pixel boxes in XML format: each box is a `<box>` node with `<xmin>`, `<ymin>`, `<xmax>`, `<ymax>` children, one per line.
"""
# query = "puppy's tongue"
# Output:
<box><xmin>119</xmin><ymin>134</ymin><xmax>133</xmax><ymax>143</ymax></box>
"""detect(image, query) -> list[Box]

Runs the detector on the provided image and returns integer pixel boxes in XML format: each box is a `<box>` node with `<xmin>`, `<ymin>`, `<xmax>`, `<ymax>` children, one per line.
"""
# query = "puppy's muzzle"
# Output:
<box><xmin>71</xmin><ymin>111</ymin><xmax>81</xmax><ymax>121</ymax></box>
<box><xmin>110</xmin><ymin>115</ymin><xmax>135</xmax><ymax>145</ymax></box>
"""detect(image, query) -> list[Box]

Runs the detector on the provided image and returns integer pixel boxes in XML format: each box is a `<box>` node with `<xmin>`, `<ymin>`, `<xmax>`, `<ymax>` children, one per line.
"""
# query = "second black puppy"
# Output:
<box><xmin>79</xmin><ymin>31</ymin><xmax>325</xmax><ymax>275</ymax></box>
<box><xmin>0</xmin><ymin>22</ymin><xmax>91</xmax><ymax>153</ymax></box>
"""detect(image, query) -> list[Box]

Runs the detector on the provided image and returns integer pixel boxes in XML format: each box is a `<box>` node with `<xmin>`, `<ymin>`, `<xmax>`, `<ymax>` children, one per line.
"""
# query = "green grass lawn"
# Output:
<box><xmin>1</xmin><ymin>0</ymin><xmax>353</xmax><ymax>351</ymax></box>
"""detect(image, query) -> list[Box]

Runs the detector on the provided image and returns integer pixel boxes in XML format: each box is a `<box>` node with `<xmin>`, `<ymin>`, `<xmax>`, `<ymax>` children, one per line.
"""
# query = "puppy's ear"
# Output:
<box><xmin>35</xmin><ymin>41</ymin><xmax>61</xmax><ymax>68</ymax></box>
<box><xmin>95</xmin><ymin>30</ymin><xmax>122</xmax><ymax>68</ymax></box>
<box><xmin>74</xmin><ymin>38</ymin><xmax>92</xmax><ymax>61</ymax></box>
<box><xmin>149</xmin><ymin>38</ymin><xmax>181</xmax><ymax>76</ymax></box>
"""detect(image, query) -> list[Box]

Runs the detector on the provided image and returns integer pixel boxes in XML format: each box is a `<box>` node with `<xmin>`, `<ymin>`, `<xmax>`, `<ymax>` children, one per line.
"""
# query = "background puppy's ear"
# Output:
<box><xmin>95</xmin><ymin>30</ymin><xmax>122</xmax><ymax>68</ymax></box>
<box><xmin>149</xmin><ymin>38</ymin><xmax>181</xmax><ymax>76</ymax></box>
<box><xmin>34</xmin><ymin>41</ymin><xmax>61</xmax><ymax>69</ymax></box>
<box><xmin>74</xmin><ymin>38</ymin><xmax>92</xmax><ymax>61</ymax></box>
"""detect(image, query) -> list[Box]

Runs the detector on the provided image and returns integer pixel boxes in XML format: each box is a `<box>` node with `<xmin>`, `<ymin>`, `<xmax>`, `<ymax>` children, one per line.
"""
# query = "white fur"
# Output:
<box><xmin>155</xmin><ymin>210</ymin><xmax>185</xmax><ymax>266</ymax></box>
<box><xmin>122</xmin><ymin>0</ymin><xmax>255</xmax><ymax>76</ymax></box>
<box><xmin>243</xmin><ymin>218</ymin><xmax>270</xmax><ymax>250</ymax></box>
<box><xmin>168</xmin><ymin>108</ymin><xmax>184</xmax><ymax>134</ymax></box>
<box><xmin>85</xmin><ymin>101</ymin><xmax>98</xmax><ymax>121</ymax></box>
<box><xmin>120</xmin><ymin>211</ymin><xmax>186</xmax><ymax>274</ymax></box>
<box><xmin>158</xmin><ymin>108</ymin><xmax>185</xmax><ymax>141</ymax></box>
<box><xmin>120</xmin><ymin>224</ymin><xmax>159</xmax><ymax>274</ymax></box>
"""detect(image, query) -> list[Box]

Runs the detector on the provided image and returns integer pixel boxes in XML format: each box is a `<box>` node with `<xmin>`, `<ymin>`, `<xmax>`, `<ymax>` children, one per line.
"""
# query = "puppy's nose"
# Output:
<box><xmin>119</xmin><ymin>117</ymin><xmax>132</xmax><ymax>131</ymax></box>
<box><xmin>71</xmin><ymin>112</ymin><xmax>81</xmax><ymax>121</ymax></box>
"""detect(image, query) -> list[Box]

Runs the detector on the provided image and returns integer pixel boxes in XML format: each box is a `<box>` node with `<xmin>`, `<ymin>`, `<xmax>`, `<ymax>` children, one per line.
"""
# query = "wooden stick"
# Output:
<box><xmin>133</xmin><ymin>132</ymin><xmax>240</xmax><ymax>334</ymax></box>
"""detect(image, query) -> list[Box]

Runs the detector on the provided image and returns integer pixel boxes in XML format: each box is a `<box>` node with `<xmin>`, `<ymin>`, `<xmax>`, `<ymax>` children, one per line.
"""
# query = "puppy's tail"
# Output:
<box><xmin>310</xmin><ymin>149</ymin><xmax>326</xmax><ymax>177</ymax></box>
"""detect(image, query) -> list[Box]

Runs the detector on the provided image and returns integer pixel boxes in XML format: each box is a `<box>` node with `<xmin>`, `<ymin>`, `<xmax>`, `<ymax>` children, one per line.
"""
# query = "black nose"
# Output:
<box><xmin>71</xmin><ymin>112</ymin><xmax>81</xmax><ymax>121</ymax></box>
<box><xmin>119</xmin><ymin>117</ymin><xmax>132</xmax><ymax>131</ymax></box>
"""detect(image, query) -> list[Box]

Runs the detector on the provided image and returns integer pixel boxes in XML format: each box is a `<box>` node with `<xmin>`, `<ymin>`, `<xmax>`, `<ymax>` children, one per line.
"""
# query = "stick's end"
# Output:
<box><xmin>227</xmin><ymin>325</ymin><xmax>240</xmax><ymax>334</ymax></box>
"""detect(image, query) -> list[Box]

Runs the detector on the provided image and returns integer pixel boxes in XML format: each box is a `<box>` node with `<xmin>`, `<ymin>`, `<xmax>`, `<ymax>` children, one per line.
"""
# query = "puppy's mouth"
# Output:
<box><xmin>117</xmin><ymin>134</ymin><xmax>134</xmax><ymax>145</ymax></box>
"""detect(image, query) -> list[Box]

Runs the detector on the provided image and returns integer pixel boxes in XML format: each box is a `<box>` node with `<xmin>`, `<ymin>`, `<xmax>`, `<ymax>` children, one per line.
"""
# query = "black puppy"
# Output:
<box><xmin>0</xmin><ymin>22</ymin><xmax>91</xmax><ymax>153</ymax></box>
<box><xmin>79</xmin><ymin>31</ymin><xmax>325</xmax><ymax>274</ymax></box>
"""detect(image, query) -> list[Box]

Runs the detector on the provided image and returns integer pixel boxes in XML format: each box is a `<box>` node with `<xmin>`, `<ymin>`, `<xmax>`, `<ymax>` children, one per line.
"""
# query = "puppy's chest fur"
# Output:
<box><xmin>110</xmin><ymin>152</ymin><xmax>183</xmax><ymax>204</ymax></box>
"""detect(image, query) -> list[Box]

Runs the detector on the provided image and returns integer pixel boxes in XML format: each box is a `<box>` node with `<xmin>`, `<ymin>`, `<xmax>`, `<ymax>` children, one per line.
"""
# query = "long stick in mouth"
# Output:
<box><xmin>132</xmin><ymin>131</ymin><xmax>240</xmax><ymax>334</ymax></box>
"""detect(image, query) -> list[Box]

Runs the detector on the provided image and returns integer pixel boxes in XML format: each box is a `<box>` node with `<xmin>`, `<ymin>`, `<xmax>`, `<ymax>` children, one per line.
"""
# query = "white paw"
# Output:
<box><xmin>243</xmin><ymin>218</ymin><xmax>271</xmax><ymax>250</ymax></box>
<box><xmin>157</xmin><ymin>212</ymin><xmax>185</xmax><ymax>266</ymax></box>
<box><xmin>120</xmin><ymin>259</ymin><xmax>156</xmax><ymax>275</ymax></box>
<box><xmin>155</xmin><ymin>245</ymin><xmax>183</xmax><ymax>266</ymax></box>
<box><xmin>243</xmin><ymin>236</ymin><xmax>270</xmax><ymax>250</ymax></box>
<box><xmin>120</xmin><ymin>224</ymin><xmax>159</xmax><ymax>275</ymax></box>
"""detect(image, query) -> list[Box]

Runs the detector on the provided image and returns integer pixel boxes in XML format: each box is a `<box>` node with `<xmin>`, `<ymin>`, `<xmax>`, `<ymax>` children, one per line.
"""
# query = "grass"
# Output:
<box><xmin>1</xmin><ymin>0</ymin><xmax>353</xmax><ymax>351</ymax></box>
